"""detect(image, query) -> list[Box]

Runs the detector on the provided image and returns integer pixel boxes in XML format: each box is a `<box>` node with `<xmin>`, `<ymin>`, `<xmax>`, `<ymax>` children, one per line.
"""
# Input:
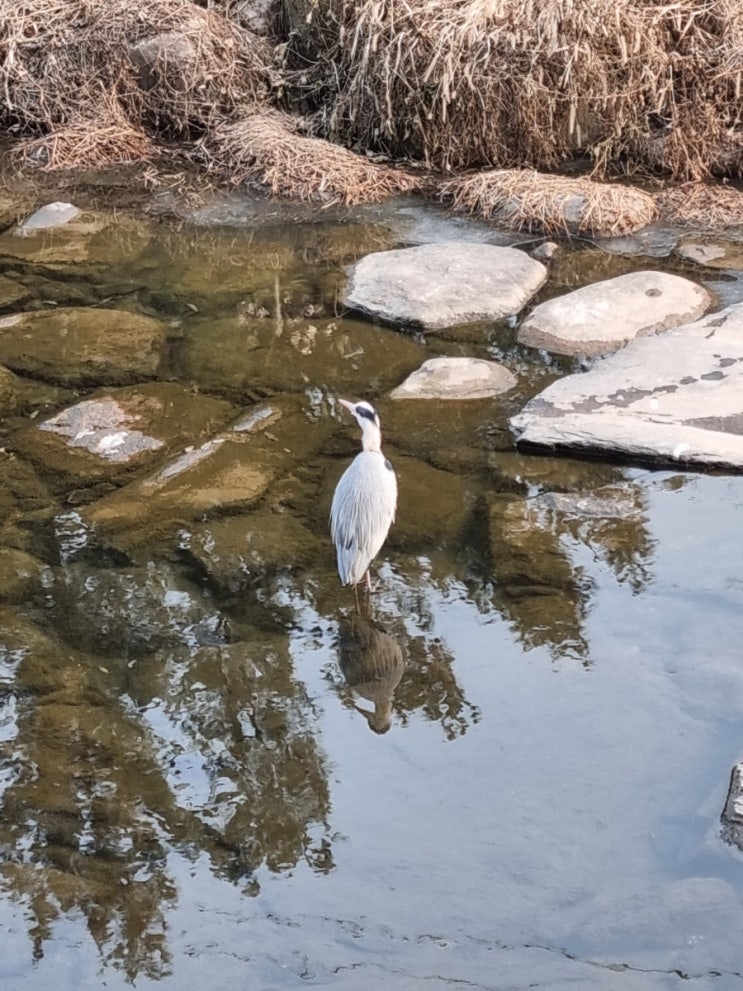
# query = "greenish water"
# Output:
<box><xmin>1</xmin><ymin>192</ymin><xmax>743</xmax><ymax>990</ymax></box>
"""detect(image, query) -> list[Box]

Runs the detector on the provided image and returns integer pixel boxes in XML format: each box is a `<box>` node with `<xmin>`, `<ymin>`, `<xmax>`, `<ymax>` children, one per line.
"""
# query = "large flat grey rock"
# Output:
<box><xmin>518</xmin><ymin>271</ymin><xmax>712</xmax><ymax>357</ymax></box>
<box><xmin>343</xmin><ymin>241</ymin><xmax>547</xmax><ymax>331</ymax></box>
<box><xmin>510</xmin><ymin>303</ymin><xmax>743</xmax><ymax>470</ymax></box>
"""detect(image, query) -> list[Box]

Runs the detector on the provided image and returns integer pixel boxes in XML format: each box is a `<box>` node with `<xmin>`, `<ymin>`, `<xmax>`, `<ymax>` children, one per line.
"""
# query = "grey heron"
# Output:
<box><xmin>330</xmin><ymin>398</ymin><xmax>397</xmax><ymax>593</ymax></box>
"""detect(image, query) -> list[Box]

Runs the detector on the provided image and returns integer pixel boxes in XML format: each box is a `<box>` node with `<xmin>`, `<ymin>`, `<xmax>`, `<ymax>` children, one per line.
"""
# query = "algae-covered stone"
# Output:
<box><xmin>0</xmin><ymin>451</ymin><xmax>58</xmax><ymax>551</ymax></box>
<box><xmin>0</xmin><ymin>362</ymin><xmax>70</xmax><ymax>418</ymax></box>
<box><xmin>518</xmin><ymin>271</ymin><xmax>712</xmax><ymax>357</ymax></box>
<box><xmin>0</xmin><ymin>364</ymin><xmax>20</xmax><ymax>413</ymax></box>
<box><xmin>394</xmin><ymin>455</ymin><xmax>475</xmax><ymax>548</ymax></box>
<box><xmin>488</xmin><ymin>495</ymin><xmax>576</xmax><ymax>591</ymax></box>
<box><xmin>185</xmin><ymin>511</ymin><xmax>324</xmax><ymax>591</ymax></box>
<box><xmin>0</xmin><ymin>209</ymin><xmax>152</xmax><ymax>270</ymax></box>
<box><xmin>0</xmin><ymin>606</ymin><xmax>102</xmax><ymax>699</ymax></box>
<box><xmin>0</xmin><ymin>307</ymin><xmax>170</xmax><ymax>385</ymax></box>
<box><xmin>49</xmin><ymin>561</ymin><xmax>228</xmax><ymax>656</ymax></box>
<box><xmin>391</xmin><ymin>356</ymin><xmax>517</xmax><ymax>400</ymax></box>
<box><xmin>83</xmin><ymin>394</ymin><xmax>337</xmax><ymax>546</ymax></box>
<box><xmin>0</xmin><ymin>274</ymin><xmax>31</xmax><ymax>310</ymax></box>
<box><xmin>343</xmin><ymin>241</ymin><xmax>547</xmax><ymax>331</ymax></box>
<box><xmin>0</xmin><ymin>547</ymin><xmax>45</xmax><ymax>604</ymax></box>
<box><xmin>12</xmin><ymin>383</ymin><xmax>235</xmax><ymax>488</ymax></box>
<box><xmin>487</xmin><ymin>494</ymin><xmax>588</xmax><ymax>657</ymax></box>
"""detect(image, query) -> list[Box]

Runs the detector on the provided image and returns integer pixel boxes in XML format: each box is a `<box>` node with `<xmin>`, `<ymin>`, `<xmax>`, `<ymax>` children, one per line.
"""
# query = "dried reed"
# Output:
<box><xmin>286</xmin><ymin>0</ymin><xmax>743</xmax><ymax>181</ymax></box>
<box><xmin>657</xmin><ymin>183</ymin><xmax>743</xmax><ymax>230</ymax></box>
<box><xmin>439</xmin><ymin>170</ymin><xmax>658</xmax><ymax>236</ymax></box>
<box><xmin>200</xmin><ymin>109</ymin><xmax>421</xmax><ymax>204</ymax></box>
<box><xmin>0</xmin><ymin>0</ymin><xmax>271</xmax><ymax>168</ymax></box>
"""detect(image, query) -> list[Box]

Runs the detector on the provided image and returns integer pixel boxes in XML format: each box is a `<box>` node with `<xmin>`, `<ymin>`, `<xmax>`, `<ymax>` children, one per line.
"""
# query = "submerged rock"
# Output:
<box><xmin>12</xmin><ymin>383</ymin><xmax>235</xmax><ymax>487</ymax></box>
<box><xmin>184</xmin><ymin>511</ymin><xmax>324</xmax><ymax>592</ymax></box>
<box><xmin>675</xmin><ymin>236</ymin><xmax>743</xmax><ymax>271</ymax></box>
<box><xmin>487</xmin><ymin>493</ymin><xmax>589</xmax><ymax>658</ymax></box>
<box><xmin>0</xmin><ymin>274</ymin><xmax>31</xmax><ymax>310</ymax></box>
<box><xmin>83</xmin><ymin>395</ymin><xmax>336</xmax><ymax>547</ymax></box>
<box><xmin>0</xmin><ymin>307</ymin><xmax>170</xmax><ymax>386</ymax></box>
<box><xmin>0</xmin><ymin>606</ymin><xmax>106</xmax><ymax>699</ymax></box>
<box><xmin>0</xmin><ymin>209</ymin><xmax>152</xmax><ymax>270</ymax></box>
<box><xmin>0</xmin><ymin>451</ymin><xmax>58</xmax><ymax>552</ymax></box>
<box><xmin>518</xmin><ymin>271</ymin><xmax>712</xmax><ymax>357</ymax></box>
<box><xmin>0</xmin><ymin>547</ymin><xmax>45</xmax><ymax>604</ymax></box>
<box><xmin>390</xmin><ymin>356</ymin><xmax>517</xmax><ymax>400</ymax></box>
<box><xmin>389</xmin><ymin>455</ymin><xmax>475</xmax><ymax>549</ymax></box>
<box><xmin>510</xmin><ymin>302</ymin><xmax>743</xmax><ymax>470</ymax></box>
<box><xmin>534</xmin><ymin>484</ymin><xmax>643</xmax><ymax>520</ymax></box>
<box><xmin>343</xmin><ymin>241</ymin><xmax>547</xmax><ymax>331</ymax></box>
<box><xmin>178</xmin><ymin>313</ymin><xmax>423</xmax><ymax>397</ymax></box>
<box><xmin>0</xmin><ymin>364</ymin><xmax>20</xmax><ymax>413</ymax></box>
<box><xmin>50</xmin><ymin>561</ymin><xmax>228</xmax><ymax>656</ymax></box>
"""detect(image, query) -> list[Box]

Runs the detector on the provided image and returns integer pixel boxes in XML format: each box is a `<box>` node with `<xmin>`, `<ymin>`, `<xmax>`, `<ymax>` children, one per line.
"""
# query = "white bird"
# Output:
<box><xmin>330</xmin><ymin>398</ymin><xmax>397</xmax><ymax>593</ymax></box>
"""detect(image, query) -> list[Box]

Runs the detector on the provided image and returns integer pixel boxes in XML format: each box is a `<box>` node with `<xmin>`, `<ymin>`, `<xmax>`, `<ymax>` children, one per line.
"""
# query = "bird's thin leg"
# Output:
<box><xmin>353</xmin><ymin>583</ymin><xmax>361</xmax><ymax>613</ymax></box>
<box><xmin>365</xmin><ymin>570</ymin><xmax>373</xmax><ymax>594</ymax></box>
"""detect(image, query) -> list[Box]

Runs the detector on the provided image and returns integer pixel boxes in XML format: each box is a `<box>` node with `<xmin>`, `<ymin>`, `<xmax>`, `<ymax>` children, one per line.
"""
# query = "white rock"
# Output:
<box><xmin>391</xmin><ymin>356</ymin><xmax>517</xmax><ymax>400</ymax></box>
<box><xmin>40</xmin><ymin>399</ymin><xmax>164</xmax><ymax>462</ymax></box>
<box><xmin>510</xmin><ymin>303</ymin><xmax>743</xmax><ymax>470</ymax></box>
<box><xmin>343</xmin><ymin>241</ymin><xmax>547</xmax><ymax>331</ymax></box>
<box><xmin>518</xmin><ymin>271</ymin><xmax>712</xmax><ymax>357</ymax></box>
<box><xmin>18</xmin><ymin>202</ymin><xmax>80</xmax><ymax>233</ymax></box>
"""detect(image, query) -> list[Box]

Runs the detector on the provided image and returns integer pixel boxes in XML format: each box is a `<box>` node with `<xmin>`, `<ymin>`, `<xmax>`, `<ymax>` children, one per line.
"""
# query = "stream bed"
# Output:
<box><xmin>1</xmin><ymin>178</ymin><xmax>743</xmax><ymax>990</ymax></box>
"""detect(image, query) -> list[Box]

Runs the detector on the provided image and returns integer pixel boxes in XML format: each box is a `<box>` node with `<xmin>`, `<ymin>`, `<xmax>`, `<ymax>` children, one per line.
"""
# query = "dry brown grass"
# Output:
<box><xmin>439</xmin><ymin>170</ymin><xmax>658</xmax><ymax>236</ymax></box>
<box><xmin>286</xmin><ymin>0</ymin><xmax>743</xmax><ymax>181</ymax></box>
<box><xmin>16</xmin><ymin>92</ymin><xmax>158</xmax><ymax>170</ymax></box>
<box><xmin>657</xmin><ymin>182</ymin><xmax>743</xmax><ymax>230</ymax></box>
<box><xmin>199</xmin><ymin>109</ymin><xmax>422</xmax><ymax>204</ymax></box>
<box><xmin>0</xmin><ymin>0</ymin><xmax>272</xmax><ymax>168</ymax></box>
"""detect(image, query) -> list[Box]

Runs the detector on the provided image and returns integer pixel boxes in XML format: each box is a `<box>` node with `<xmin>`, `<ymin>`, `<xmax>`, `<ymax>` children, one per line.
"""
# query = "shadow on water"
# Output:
<box><xmin>1</xmin><ymin>192</ymin><xmax>743</xmax><ymax>987</ymax></box>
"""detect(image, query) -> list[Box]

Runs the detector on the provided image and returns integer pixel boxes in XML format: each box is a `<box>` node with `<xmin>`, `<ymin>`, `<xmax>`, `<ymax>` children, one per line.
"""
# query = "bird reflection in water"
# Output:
<box><xmin>337</xmin><ymin>613</ymin><xmax>405</xmax><ymax>734</ymax></box>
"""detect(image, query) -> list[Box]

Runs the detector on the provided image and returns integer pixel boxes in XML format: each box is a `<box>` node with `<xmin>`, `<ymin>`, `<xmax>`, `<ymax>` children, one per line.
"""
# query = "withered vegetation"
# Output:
<box><xmin>657</xmin><ymin>182</ymin><xmax>743</xmax><ymax>230</ymax></box>
<box><xmin>439</xmin><ymin>170</ymin><xmax>658</xmax><ymax>236</ymax></box>
<box><xmin>0</xmin><ymin>0</ymin><xmax>742</xmax><ymax>224</ymax></box>
<box><xmin>199</xmin><ymin>109</ymin><xmax>422</xmax><ymax>204</ymax></box>
<box><xmin>288</xmin><ymin>0</ymin><xmax>743</xmax><ymax>181</ymax></box>
<box><xmin>0</xmin><ymin>0</ymin><xmax>271</xmax><ymax>160</ymax></box>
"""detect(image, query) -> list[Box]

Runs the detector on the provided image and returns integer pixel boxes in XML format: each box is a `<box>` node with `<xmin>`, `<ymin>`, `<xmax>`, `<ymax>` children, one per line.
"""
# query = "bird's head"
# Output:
<box><xmin>339</xmin><ymin>398</ymin><xmax>382</xmax><ymax>452</ymax></box>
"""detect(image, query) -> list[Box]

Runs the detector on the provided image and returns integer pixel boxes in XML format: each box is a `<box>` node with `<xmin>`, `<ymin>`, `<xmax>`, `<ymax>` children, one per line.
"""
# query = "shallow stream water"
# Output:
<box><xmin>1</xmin><ymin>184</ymin><xmax>743</xmax><ymax>990</ymax></box>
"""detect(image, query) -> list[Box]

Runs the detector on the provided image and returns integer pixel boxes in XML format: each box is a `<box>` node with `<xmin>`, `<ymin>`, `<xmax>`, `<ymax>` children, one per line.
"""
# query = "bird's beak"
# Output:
<box><xmin>338</xmin><ymin>398</ymin><xmax>356</xmax><ymax>415</ymax></box>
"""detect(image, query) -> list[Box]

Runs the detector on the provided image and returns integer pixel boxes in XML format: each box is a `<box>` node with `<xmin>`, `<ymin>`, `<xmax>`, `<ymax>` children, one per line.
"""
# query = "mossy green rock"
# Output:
<box><xmin>0</xmin><ymin>307</ymin><xmax>170</xmax><ymax>385</ymax></box>
<box><xmin>12</xmin><ymin>382</ymin><xmax>235</xmax><ymax>488</ymax></box>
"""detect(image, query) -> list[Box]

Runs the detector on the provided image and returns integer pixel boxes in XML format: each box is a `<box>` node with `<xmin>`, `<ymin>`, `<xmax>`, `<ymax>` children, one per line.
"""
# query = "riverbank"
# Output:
<box><xmin>1</xmin><ymin>0</ymin><xmax>743</xmax><ymax>234</ymax></box>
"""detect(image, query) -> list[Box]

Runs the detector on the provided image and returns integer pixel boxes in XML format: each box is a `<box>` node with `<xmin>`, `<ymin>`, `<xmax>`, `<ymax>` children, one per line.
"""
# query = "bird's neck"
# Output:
<box><xmin>361</xmin><ymin>426</ymin><xmax>382</xmax><ymax>453</ymax></box>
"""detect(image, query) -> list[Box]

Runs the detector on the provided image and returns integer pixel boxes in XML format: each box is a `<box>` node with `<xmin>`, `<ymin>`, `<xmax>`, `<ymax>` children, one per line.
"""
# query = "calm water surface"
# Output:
<box><xmin>1</xmin><ymin>193</ymin><xmax>743</xmax><ymax>990</ymax></box>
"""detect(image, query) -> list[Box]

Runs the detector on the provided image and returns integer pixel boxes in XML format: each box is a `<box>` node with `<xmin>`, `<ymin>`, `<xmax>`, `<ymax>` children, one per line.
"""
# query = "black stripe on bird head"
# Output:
<box><xmin>355</xmin><ymin>403</ymin><xmax>377</xmax><ymax>421</ymax></box>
